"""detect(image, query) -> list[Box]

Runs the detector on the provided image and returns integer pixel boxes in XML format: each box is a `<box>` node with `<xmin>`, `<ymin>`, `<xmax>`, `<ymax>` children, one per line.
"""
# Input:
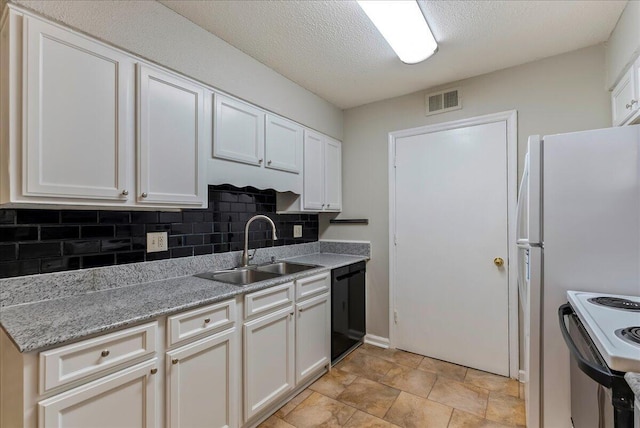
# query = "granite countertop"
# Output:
<box><xmin>625</xmin><ymin>372</ymin><xmax>640</xmax><ymax>399</ymax></box>
<box><xmin>0</xmin><ymin>253</ymin><xmax>366</xmax><ymax>353</ymax></box>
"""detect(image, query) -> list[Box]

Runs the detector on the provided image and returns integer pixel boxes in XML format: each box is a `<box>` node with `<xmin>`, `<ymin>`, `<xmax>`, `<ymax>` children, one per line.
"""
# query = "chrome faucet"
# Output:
<box><xmin>241</xmin><ymin>215</ymin><xmax>278</xmax><ymax>267</ymax></box>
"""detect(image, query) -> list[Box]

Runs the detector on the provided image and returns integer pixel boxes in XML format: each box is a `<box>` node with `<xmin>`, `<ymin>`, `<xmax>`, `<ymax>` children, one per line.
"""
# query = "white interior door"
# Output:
<box><xmin>393</xmin><ymin>120</ymin><xmax>510</xmax><ymax>376</ymax></box>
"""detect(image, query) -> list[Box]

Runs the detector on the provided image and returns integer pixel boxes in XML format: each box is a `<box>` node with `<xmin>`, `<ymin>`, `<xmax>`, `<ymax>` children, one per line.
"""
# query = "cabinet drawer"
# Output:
<box><xmin>296</xmin><ymin>272</ymin><xmax>330</xmax><ymax>301</ymax></box>
<box><xmin>245</xmin><ymin>282</ymin><xmax>294</xmax><ymax>319</ymax></box>
<box><xmin>39</xmin><ymin>322</ymin><xmax>157</xmax><ymax>393</ymax></box>
<box><xmin>167</xmin><ymin>299</ymin><xmax>236</xmax><ymax>347</ymax></box>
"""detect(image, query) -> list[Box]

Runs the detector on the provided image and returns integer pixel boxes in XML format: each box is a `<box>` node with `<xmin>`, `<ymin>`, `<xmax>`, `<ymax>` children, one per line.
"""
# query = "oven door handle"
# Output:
<box><xmin>558</xmin><ymin>303</ymin><xmax>613</xmax><ymax>388</ymax></box>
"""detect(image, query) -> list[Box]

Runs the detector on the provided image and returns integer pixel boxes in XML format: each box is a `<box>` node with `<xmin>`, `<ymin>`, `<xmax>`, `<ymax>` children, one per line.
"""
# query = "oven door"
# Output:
<box><xmin>558</xmin><ymin>304</ymin><xmax>634</xmax><ymax>428</ymax></box>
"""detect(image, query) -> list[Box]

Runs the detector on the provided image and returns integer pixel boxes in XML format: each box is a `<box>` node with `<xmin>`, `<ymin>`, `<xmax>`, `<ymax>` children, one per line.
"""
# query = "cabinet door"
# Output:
<box><xmin>611</xmin><ymin>66</ymin><xmax>638</xmax><ymax>126</ymax></box>
<box><xmin>24</xmin><ymin>16</ymin><xmax>132</xmax><ymax>201</ymax></box>
<box><xmin>38</xmin><ymin>359</ymin><xmax>159</xmax><ymax>428</ymax></box>
<box><xmin>303</xmin><ymin>131</ymin><xmax>325</xmax><ymax>210</ymax></box>
<box><xmin>324</xmin><ymin>138</ymin><xmax>342</xmax><ymax>211</ymax></box>
<box><xmin>296</xmin><ymin>293</ymin><xmax>330</xmax><ymax>384</ymax></box>
<box><xmin>214</xmin><ymin>95</ymin><xmax>265</xmax><ymax>166</ymax></box>
<box><xmin>265</xmin><ymin>115</ymin><xmax>303</xmax><ymax>174</ymax></box>
<box><xmin>166</xmin><ymin>328</ymin><xmax>238</xmax><ymax>428</ymax></box>
<box><xmin>243</xmin><ymin>306</ymin><xmax>295</xmax><ymax>421</ymax></box>
<box><xmin>137</xmin><ymin>64</ymin><xmax>205</xmax><ymax>206</ymax></box>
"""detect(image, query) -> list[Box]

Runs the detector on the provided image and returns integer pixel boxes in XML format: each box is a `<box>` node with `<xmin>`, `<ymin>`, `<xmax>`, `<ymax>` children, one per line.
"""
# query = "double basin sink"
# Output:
<box><xmin>195</xmin><ymin>261</ymin><xmax>320</xmax><ymax>286</ymax></box>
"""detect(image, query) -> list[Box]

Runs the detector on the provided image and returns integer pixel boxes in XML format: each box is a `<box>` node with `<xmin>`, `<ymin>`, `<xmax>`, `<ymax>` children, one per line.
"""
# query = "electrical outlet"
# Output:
<box><xmin>147</xmin><ymin>232</ymin><xmax>168</xmax><ymax>253</ymax></box>
<box><xmin>293</xmin><ymin>225</ymin><xmax>303</xmax><ymax>238</ymax></box>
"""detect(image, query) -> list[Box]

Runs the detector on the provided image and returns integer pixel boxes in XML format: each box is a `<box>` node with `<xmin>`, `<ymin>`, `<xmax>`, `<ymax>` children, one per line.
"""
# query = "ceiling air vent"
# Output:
<box><xmin>425</xmin><ymin>88</ymin><xmax>462</xmax><ymax>116</ymax></box>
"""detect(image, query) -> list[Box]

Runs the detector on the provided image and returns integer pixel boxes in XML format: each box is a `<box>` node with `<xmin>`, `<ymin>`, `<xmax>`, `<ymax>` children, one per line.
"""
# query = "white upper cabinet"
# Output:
<box><xmin>210</xmin><ymin>95</ymin><xmax>304</xmax><ymax>193</ymax></box>
<box><xmin>612</xmin><ymin>57</ymin><xmax>640</xmax><ymax>126</ymax></box>
<box><xmin>23</xmin><ymin>16</ymin><xmax>133</xmax><ymax>201</ymax></box>
<box><xmin>303</xmin><ymin>131</ymin><xmax>325</xmax><ymax>211</ymax></box>
<box><xmin>214</xmin><ymin>94</ymin><xmax>265</xmax><ymax>166</ymax></box>
<box><xmin>137</xmin><ymin>64</ymin><xmax>205</xmax><ymax>206</ymax></box>
<box><xmin>265</xmin><ymin>115</ymin><xmax>303</xmax><ymax>174</ymax></box>
<box><xmin>324</xmin><ymin>137</ymin><xmax>342</xmax><ymax>211</ymax></box>
<box><xmin>1</xmin><ymin>10</ymin><xmax>207</xmax><ymax>208</ymax></box>
<box><xmin>303</xmin><ymin>131</ymin><xmax>342</xmax><ymax>212</ymax></box>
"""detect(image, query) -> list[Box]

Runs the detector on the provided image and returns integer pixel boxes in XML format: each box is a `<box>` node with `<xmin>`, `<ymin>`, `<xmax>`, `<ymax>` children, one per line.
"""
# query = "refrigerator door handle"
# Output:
<box><xmin>516</xmin><ymin>153</ymin><xmax>530</xmax><ymax>242</ymax></box>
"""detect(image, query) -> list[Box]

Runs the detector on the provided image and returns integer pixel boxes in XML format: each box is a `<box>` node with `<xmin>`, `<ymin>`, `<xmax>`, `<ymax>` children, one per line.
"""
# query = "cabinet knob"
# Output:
<box><xmin>626</xmin><ymin>100</ymin><xmax>638</xmax><ymax>109</ymax></box>
<box><xmin>258</xmin><ymin>158</ymin><xmax>263</xmax><ymax>164</ymax></box>
<box><xmin>172</xmin><ymin>358</ymin><xmax>179</xmax><ymax>365</ymax></box>
<box><xmin>141</xmin><ymin>192</ymin><xmax>148</xmax><ymax>198</ymax></box>
<box><xmin>322</xmin><ymin>204</ymin><xmax>325</xmax><ymax>208</ymax></box>
<box><xmin>204</xmin><ymin>318</ymin><xmax>211</xmax><ymax>324</ymax></box>
<box><xmin>101</xmin><ymin>350</ymin><xmax>110</xmax><ymax>358</ymax></box>
<box><xmin>267</xmin><ymin>160</ymin><xmax>272</xmax><ymax>165</ymax></box>
<box><xmin>150</xmin><ymin>368</ymin><xmax>158</xmax><ymax>375</ymax></box>
<box><xmin>121</xmin><ymin>190</ymin><xmax>129</xmax><ymax>196</ymax></box>
<box><xmin>327</xmin><ymin>204</ymin><xmax>331</xmax><ymax>208</ymax></box>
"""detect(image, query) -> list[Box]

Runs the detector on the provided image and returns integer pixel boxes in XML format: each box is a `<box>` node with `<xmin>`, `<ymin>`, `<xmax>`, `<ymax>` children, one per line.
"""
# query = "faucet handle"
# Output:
<box><xmin>248</xmin><ymin>249</ymin><xmax>257</xmax><ymax>261</ymax></box>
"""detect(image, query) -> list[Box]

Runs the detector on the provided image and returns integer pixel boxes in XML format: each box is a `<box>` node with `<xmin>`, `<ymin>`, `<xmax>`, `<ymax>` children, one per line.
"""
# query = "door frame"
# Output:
<box><xmin>388</xmin><ymin>110</ymin><xmax>519</xmax><ymax>378</ymax></box>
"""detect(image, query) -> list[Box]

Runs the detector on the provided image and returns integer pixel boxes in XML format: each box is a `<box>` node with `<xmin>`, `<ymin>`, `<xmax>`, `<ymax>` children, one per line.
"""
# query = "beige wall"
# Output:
<box><xmin>8</xmin><ymin>0</ymin><xmax>343</xmax><ymax>140</ymax></box>
<box><xmin>321</xmin><ymin>45</ymin><xmax>611</xmax><ymax>339</ymax></box>
<box><xmin>605</xmin><ymin>0</ymin><xmax>640</xmax><ymax>89</ymax></box>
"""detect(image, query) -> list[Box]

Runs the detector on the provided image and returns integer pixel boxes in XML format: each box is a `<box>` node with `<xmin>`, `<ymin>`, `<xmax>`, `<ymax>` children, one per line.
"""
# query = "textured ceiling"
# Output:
<box><xmin>159</xmin><ymin>0</ymin><xmax>626</xmax><ymax>109</ymax></box>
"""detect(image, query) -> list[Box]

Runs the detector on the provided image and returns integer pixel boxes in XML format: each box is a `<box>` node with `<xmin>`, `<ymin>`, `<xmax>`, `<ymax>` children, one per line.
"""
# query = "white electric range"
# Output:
<box><xmin>561</xmin><ymin>291</ymin><xmax>640</xmax><ymax>428</ymax></box>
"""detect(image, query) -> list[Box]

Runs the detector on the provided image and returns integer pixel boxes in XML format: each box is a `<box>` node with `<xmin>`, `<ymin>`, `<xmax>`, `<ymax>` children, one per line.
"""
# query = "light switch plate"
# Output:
<box><xmin>147</xmin><ymin>232</ymin><xmax>168</xmax><ymax>253</ymax></box>
<box><xmin>293</xmin><ymin>225</ymin><xmax>303</xmax><ymax>238</ymax></box>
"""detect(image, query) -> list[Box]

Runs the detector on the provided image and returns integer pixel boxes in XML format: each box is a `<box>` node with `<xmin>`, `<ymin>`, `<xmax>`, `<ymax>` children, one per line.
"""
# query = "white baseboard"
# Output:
<box><xmin>364</xmin><ymin>334</ymin><xmax>390</xmax><ymax>349</ymax></box>
<box><xmin>519</xmin><ymin>369</ymin><xmax>525</xmax><ymax>383</ymax></box>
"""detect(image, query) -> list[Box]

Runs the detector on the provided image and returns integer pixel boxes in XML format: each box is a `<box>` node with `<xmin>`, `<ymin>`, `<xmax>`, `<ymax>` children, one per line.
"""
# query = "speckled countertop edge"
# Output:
<box><xmin>625</xmin><ymin>372</ymin><xmax>640</xmax><ymax>399</ymax></box>
<box><xmin>0</xmin><ymin>253</ymin><xmax>367</xmax><ymax>353</ymax></box>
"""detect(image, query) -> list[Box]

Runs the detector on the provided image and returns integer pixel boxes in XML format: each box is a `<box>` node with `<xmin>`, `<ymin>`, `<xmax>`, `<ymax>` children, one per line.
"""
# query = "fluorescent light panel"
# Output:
<box><xmin>357</xmin><ymin>0</ymin><xmax>437</xmax><ymax>64</ymax></box>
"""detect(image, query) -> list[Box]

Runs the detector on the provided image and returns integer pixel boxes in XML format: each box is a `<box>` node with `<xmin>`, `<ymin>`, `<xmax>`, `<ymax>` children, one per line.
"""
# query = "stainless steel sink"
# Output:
<box><xmin>254</xmin><ymin>261</ymin><xmax>320</xmax><ymax>275</ymax></box>
<box><xmin>195</xmin><ymin>268</ymin><xmax>281</xmax><ymax>285</ymax></box>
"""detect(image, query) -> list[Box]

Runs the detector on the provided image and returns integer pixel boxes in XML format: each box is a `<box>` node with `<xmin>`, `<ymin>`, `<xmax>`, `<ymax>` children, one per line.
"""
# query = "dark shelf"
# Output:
<box><xmin>329</xmin><ymin>219</ymin><xmax>369</xmax><ymax>225</ymax></box>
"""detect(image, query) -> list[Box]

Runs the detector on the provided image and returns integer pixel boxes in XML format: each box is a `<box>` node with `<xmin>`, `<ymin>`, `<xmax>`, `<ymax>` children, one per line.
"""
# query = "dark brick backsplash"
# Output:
<box><xmin>0</xmin><ymin>185</ymin><xmax>318</xmax><ymax>278</ymax></box>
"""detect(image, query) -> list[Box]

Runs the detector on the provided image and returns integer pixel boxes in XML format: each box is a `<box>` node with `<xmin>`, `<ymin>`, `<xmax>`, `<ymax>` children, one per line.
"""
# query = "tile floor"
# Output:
<box><xmin>259</xmin><ymin>344</ymin><xmax>526</xmax><ymax>428</ymax></box>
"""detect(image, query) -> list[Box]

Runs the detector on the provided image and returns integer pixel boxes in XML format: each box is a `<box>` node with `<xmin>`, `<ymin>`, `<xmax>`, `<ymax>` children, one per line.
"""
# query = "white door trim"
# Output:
<box><xmin>388</xmin><ymin>110</ymin><xmax>519</xmax><ymax>379</ymax></box>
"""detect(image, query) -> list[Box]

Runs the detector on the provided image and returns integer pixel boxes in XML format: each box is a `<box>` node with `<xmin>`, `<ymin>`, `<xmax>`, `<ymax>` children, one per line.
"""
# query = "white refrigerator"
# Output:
<box><xmin>517</xmin><ymin>125</ymin><xmax>640</xmax><ymax>428</ymax></box>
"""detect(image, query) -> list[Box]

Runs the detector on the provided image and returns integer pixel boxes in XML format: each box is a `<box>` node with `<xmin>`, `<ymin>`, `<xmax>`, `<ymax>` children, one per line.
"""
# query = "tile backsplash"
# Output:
<box><xmin>0</xmin><ymin>185</ymin><xmax>318</xmax><ymax>278</ymax></box>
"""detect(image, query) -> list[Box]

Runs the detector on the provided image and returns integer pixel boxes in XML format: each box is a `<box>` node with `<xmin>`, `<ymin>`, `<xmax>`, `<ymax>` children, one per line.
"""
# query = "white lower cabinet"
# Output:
<box><xmin>295</xmin><ymin>292</ymin><xmax>330</xmax><ymax>384</ymax></box>
<box><xmin>166</xmin><ymin>328</ymin><xmax>238</xmax><ymax>428</ymax></box>
<box><xmin>38</xmin><ymin>359</ymin><xmax>159</xmax><ymax>428</ymax></box>
<box><xmin>243</xmin><ymin>305</ymin><xmax>295</xmax><ymax>421</ymax></box>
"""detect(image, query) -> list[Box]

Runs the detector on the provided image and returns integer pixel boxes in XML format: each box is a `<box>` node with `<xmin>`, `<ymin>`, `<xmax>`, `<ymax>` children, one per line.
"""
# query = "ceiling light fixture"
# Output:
<box><xmin>357</xmin><ymin>0</ymin><xmax>437</xmax><ymax>65</ymax></box>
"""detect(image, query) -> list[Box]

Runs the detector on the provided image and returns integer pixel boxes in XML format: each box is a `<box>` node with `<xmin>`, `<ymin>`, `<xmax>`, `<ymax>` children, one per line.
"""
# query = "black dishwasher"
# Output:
<box><xmin>331</xmin><ymin>261</ymin><xmax>366</xmax><ymax>363</ymax></box>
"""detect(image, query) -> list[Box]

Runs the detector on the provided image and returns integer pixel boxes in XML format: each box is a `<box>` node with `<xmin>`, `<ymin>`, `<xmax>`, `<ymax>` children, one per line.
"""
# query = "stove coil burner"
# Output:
<box><xmin>588</xmin><ymin>297</ymin><xmax>640</xmax><ymax>311</ymax></box>
<box><xmin>615</xmin><ymin>327</ymin><xmax>640</xmax><ymax>346</ymax></box>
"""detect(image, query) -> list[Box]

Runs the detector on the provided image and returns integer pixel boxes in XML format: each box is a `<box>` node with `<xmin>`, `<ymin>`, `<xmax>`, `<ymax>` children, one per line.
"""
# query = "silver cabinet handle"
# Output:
<box><xmin>141</xmin><ymin>192</ymin><xmax>148</xmax><ymax>198</ymax></box>
<box><xmin>626</xmin><ymin>100</ymin><xmax>638</xmax><ymax>109</ymax></box>
<box><xmin>121</xmin><ymin>190</ymin><xmax>129</xmax><ymax>196</ymax></box>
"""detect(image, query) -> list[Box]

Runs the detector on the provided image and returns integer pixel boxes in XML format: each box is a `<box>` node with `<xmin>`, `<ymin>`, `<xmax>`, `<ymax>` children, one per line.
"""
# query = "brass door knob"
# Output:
<box><xmin>494</xmin><ymin>257</ymin><xmax>504</xmax><ymax>267</ymax></box>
